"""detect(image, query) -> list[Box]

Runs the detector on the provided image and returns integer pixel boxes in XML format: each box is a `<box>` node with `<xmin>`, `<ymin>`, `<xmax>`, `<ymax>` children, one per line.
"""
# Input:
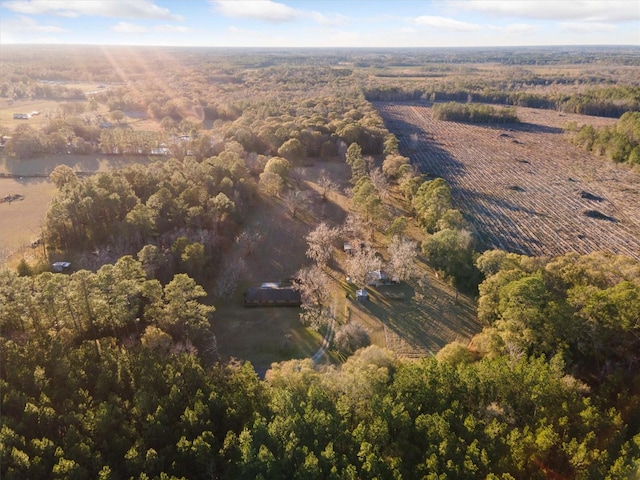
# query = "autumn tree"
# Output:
<box><xmin>387</xmin><ymin>235</ymin><xmax>417</xmax><ymax>282</ymax></box>
<box><xmin>305</xmin><ymin>222</ymin><xmax>339</xmax><ymax>267</ymax></box>
<box><xmin>294</xmin><ymin>265</ymin><xmax>332</xmax><ymax>330</ymax></box>
<box><xmin>345</xmin><ymin>244</ymin><xmax>382</xmax><ymax>288</ymax></box>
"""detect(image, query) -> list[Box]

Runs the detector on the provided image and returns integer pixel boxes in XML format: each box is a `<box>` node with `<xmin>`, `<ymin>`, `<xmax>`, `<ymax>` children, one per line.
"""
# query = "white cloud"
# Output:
<box><xmin>413</xmin><ymin>15</ymin><xmax>483</xmax><ymax>32</ymax></box>
<box><xmin>111</xmin><ymin>21</ymin><xmax>192</xmax><ymax>34</ymax></box>
<box><xmin>111</xmin><ymin>21</ymin><xmax>148</xmax><ymax>33</ymax></box>
<box><xmin>309</xmin><ymin>11</ymin><xmax>348</xmax><ymax>27</ymax></box>
<box><xmin>501</xmin><ymin>23</ymin><xmax>539</xmax><ymax>35</ymax></box>
<box><xmin>560</xmin><ymin>22</ymin><xmax>617</xmax><ymax>33</ymax></box>
<box><xmin>1</xmin><ymin>14</ymin><xmax>69</xmax><ymax>33</ymax></box>
<box><xmin>3</xmin><ymin>0</ymin><xmax>183</xmax><ymax>21</ymax></box>
<box><xmin>155</xmin><ymin>24</ymin><xmax>192</xmax><ymax>33</ymax></box>
<box><xmin>211</xmin><ymin>0</ymin><xmax>299</xmax><ymax>22</ymax></box>
<box><xmin>458</xmin><ymin>0</ymin><xmax>639</xmax><ymax>22</ymax></box>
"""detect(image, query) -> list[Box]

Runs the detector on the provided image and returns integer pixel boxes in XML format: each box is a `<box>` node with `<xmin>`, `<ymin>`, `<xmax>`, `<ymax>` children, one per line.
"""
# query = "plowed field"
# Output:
<box><xmin>376</xmin><ymin>102</ymin><xmax>640</xmax><ymax>261</ymax></box>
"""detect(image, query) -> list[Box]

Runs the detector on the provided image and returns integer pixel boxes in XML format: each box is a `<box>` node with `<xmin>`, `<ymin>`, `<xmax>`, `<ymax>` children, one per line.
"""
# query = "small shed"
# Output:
<box><xmin>356</xmin><ymin>289</ymin><xmax>368</xmax><ymax>303</ymax></box>
<box><xmin>367</xmin><ymin>270</ymin><xmax>394</xmax><ymax>286</ymax></box>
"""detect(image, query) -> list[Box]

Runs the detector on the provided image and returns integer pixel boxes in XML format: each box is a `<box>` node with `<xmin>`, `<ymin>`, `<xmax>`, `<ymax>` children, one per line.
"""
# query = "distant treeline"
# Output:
<box><xmin>432</xmin><ymin>102</ymin><xmax>519</xmax><ymax>124</ymax></box>
<box><xmin>568</xmin><ymin>111</ymin><xmax>640</xmax><ymax>165</ymax></box>
<box><xmin>365</xmin><ymin>85</ymin><xmax>640</xmax><ymax>118</ymax></box>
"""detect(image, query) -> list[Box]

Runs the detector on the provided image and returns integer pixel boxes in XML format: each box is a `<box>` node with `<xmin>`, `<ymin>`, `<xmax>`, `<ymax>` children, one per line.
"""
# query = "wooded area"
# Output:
<box><xmin>1</xmin><ymin>45</ymin><xmax>639</xmax><ymax>479</ymax></box>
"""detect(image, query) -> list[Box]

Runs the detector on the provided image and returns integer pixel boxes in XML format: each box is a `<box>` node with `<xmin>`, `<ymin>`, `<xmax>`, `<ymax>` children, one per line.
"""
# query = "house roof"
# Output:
<box><xmin>244</xmin><ymin>286</ymin><xmax>301</xmax><ymax>307</ymax></box>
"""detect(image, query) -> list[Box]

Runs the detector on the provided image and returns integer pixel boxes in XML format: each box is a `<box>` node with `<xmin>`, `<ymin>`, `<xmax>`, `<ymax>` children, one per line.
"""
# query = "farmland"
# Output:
<box><xmin>377</xmin><ymin>102</ymin><xmax>640</xmax><ymax>261</ymax></box>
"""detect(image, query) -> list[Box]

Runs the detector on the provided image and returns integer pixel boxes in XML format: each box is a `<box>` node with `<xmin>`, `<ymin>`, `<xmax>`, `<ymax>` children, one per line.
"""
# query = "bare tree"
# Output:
<box><xmin>213</xmin><ymin>257</ymin><xmax>247</xmax><ymax>302</ymax></box>
<box><xmin>306</xmin><ymin>222</ymin><xmax>339</xmax><ymax>267</ymax></box>
<box><xmin>318</xmin><ymin>171</ymin><xmax>337</xmax><ymax>201</ymax></box>
<box><xmin>282</xmin><ymin>189</ymin><xmax>311</xmax><ymax>218</ymax></box>
<box><xmin>295</xmin><ymin>265</ymin><xmax>333</xmax><ymax>330</ymax></box>
<box><xmin>346</xmin><ymin>244</ymin><xmax>382</xmax><ymax>288</ymax></box>
<box><xmin>370</xmin><ymin>167</ymin><xmax>389</xmax><ymax>200</ymax></box>
<box><xmin>334</xmin><ymin>322</ymin><xmax>370</xmax><ymax>355</ymax></box>
<box><xmin>388</xmin><ymin>235</ymin><xmax>417</xmax><ymax>282</ymax></box>
<box><xmin>236</xmin><ymin>228</ymin><xmax>263</xmax><ymax>257</ymax></box>
<box><xmin>342</xmin><ymin>213</ymin><xmax>370</xmax><ymax>243</ymax></box>
<box><xmin>295</xmin><ymin>265</ymin><xmax>331</xmax><ymax>308</ymax></box>
<box><xmin>290</xmin><ymin>166</ymin><xmax>307</xmax><ymax>190</ymax></box>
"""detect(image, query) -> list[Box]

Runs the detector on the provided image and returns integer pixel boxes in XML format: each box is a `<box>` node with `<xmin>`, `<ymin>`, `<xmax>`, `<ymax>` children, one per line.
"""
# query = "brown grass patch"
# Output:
<box><xmin>0</xmin><ymin>99</ymin><xmax>61</xmax><ymax>129</ymax></box>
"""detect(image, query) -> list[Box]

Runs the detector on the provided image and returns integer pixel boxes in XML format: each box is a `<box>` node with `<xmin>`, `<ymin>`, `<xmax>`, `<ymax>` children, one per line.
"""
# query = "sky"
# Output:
<box><xmin>0</xmin><ymin>0</ymin><xmax>639</xmax><ymax>48</ymax></box>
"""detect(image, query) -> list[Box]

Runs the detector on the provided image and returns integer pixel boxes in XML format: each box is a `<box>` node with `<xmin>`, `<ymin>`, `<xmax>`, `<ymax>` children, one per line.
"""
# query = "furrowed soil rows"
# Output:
<box><xmin>376</xmin><ymin>102</ymin><xmax>640</xmax><ymax>261</ymax></box>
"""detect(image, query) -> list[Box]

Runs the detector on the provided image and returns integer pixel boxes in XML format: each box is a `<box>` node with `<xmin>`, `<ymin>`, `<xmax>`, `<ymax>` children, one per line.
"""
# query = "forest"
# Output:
<box><xmin>1</xmin><ymin>45</ymin><xmax>640</xmax><ymax>479</ymax></box>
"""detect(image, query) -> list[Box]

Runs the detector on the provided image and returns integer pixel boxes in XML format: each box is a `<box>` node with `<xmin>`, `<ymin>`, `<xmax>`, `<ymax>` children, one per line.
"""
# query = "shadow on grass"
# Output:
<box><xmin>355</xmin><ymin>280</ymin><xmax>480</xmax><ymax>355</ymax></box>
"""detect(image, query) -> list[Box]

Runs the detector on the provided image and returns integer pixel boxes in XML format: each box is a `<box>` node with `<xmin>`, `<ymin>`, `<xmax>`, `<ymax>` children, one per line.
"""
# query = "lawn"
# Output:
<box><xmin>337</xmin><ymin>255</ymin><xmax>479</xmax><ymax>357</ymax></box>
<box><xmin>213</xmin><ymin>300</ymin><xmax>323</xmax><ymax>369</ymax></box>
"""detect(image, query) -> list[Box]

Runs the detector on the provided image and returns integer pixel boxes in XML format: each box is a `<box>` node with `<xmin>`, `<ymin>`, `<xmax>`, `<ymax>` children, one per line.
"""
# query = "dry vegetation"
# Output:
<box><xmin>377</xmin><ymin>102</ymin><xmax>640</xmax><ymax>261</ymax></box>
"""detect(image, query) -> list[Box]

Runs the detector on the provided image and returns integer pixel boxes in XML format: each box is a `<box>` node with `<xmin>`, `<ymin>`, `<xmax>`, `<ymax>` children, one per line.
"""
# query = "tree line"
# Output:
<box><xmin>432</xmin><ymin>102</ymin><xmax>519</xmax><ymax>124</ymax></box>
<box><xmin>365</xmin><ymin>85</ymin><xmax>640</xmax><ymax>118</ymax></box>
<box><xmin>567</xmin><ymin>111</ymin><xmax>640</xmax><ymax>165</ymax></box>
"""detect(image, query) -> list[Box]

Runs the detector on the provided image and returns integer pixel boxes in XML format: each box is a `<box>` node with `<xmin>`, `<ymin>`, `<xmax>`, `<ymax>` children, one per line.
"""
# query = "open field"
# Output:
<box><xmin>0</xmin><ymin>99</ymin><xmax>61</xmax><ymax>129</ymax></box>
<box><xmin>0</xmin><ymin>178</ymin><xmax>55</xmax><ymax>262</ymax></box>
<box><xmin>376</xmin><ymin>102</ymin><xmax>640</xmax><ymax>261</ymax></box>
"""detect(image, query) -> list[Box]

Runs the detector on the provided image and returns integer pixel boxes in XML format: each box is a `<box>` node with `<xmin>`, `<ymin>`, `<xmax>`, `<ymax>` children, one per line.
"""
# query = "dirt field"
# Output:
<box><xmin>376</xmin><ymin>102</ymin><xmax>640</xmax><ymax>261</ymax></box>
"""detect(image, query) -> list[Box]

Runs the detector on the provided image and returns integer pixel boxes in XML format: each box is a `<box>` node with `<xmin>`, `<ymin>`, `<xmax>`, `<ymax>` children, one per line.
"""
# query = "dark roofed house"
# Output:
<box><xmin>244</xmin><ymin>285</ymin><xmax>301</xmax><ymax>307</ymax></box>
